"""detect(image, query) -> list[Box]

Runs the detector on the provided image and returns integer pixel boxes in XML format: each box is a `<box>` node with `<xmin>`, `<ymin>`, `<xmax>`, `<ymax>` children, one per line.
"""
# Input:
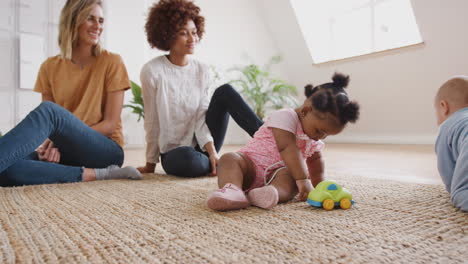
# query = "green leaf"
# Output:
<box><xmin>227</xmin><ymin>55</ymin><xmax>296</xmax><ymax>118</ymax></box>
<box><xmin>125</xmin><ymin>82</ymin><xmax>145</xmax><ymax>122</ymax></box>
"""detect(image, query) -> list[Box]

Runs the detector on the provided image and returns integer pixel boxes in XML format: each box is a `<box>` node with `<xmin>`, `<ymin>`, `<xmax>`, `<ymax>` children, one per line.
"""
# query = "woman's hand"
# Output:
<box><xmin>37</xmin><ymin>139</ymin><xmax>61</xmax><ymax>163</ymax></box>
<box><xmin>137</xmin><ymin>162</ymin><xmax>156</xmax><ymax>173</ymax></box>
<box><xmin>204</xmin><ymin>142</ymin><xmax>219</xmax><ymax>176</ymax></box>
<box><xmin>295</xmin><ymin>179</ymin><xmax>313</xmax><ymax>201</ymax></box>
<box><xmin>208</xmin><ymin>152</ymin><xmax>220</xmax><ymax>176</ymax></box>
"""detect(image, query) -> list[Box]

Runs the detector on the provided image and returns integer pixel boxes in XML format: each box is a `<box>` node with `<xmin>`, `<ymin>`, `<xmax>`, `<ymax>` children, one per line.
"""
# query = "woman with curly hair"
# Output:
<box><xmin>138</xmin><ymin>0</ymin><xmax>263</xmax><ymax>177</ymax></box>
<box><xmin>0</xmin><ymin>0</ymin><xmax>141</xmax><ymax>186</ymax></box>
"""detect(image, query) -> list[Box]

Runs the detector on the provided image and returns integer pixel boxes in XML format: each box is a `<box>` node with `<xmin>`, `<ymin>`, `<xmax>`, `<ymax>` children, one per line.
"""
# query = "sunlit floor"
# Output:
<box><xmin>123</xmin><ymin>143</ymin><xmax>442</xmax><ymax>185</ymax></box>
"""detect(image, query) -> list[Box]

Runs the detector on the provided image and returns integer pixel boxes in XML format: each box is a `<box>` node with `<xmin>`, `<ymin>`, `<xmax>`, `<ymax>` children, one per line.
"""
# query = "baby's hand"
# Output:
<box><xmin>296</xmin><ymin>179</ymin><xmax>313</xmax><ymax>201</ymax></box>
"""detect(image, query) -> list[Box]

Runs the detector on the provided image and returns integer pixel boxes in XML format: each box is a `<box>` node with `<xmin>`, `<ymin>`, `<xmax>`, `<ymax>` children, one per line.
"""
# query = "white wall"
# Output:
<box><xmin>0</xmin><ymin>0</ymin><xmax>58</xmax><ymax>136</ymax></box>
<box><xmin>10</xmin><ymin>0</ymin><xmax>466</xmax><ymax>147</ymax></box>
<box><xmin>258</xmin><ymin>0</ymin><xmax>468</xmax><ymax>144</ymax></box>
<box><xmin>104</xmin><ymin>0</ymin><xmax>153</xmax><ymax>147</ymax></box>
<box><xmin>105</xmin><ymin>0</ymin><xmax>287</xmax><ymax>147</ymax></box>
<box><xmin>0</xmin><ymin>0</ymin><xmax>16</xmax><ymax>136</ymax></box>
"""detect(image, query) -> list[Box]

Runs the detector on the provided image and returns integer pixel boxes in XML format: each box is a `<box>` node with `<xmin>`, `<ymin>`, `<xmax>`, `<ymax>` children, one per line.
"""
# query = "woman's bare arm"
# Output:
<box><xmin>91</xmin><ymin>90</ymin><xmax>124</xmax><ymax>137</ymax></box>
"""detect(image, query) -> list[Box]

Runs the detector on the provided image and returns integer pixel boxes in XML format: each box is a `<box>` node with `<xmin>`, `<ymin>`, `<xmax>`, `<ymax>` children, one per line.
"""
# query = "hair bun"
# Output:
<box><xmin>341</xmin><ymin>101</ymin><xmax>360</xmax><ymax>123</ymax></box>
<box><xmin>312</xmin><ymin>90</ymin><xmax>334</xmax><ymax>112</ymax></box>
<box><xmin>304</xmin><ymin>84</ymin><xmax>314</xmax><ymax>97</ymax></box>
<box><xmin>332</xmin><ymin>72</ymin><xmax>350</xmax><ymax>88</ymax></box>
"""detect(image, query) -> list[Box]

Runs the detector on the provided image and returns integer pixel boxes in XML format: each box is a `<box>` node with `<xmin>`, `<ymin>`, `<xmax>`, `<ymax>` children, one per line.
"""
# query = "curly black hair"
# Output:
<box><xmin>145</xmin><ymin>0</ymin><xmax>205</xmax><ymax>51</ymax></box>
<box><xmin>304</xmin><ymin>73</ymin><xmax>360</xmax><ymax>125</ymax></box>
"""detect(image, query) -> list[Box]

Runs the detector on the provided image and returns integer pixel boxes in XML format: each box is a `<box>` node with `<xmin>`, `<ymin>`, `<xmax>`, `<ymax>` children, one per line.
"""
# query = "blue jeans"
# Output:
<box><xmin>161</xmin><ymin>84</ymin><xmax>263</xmax><ymax>177</ymax></box>
<box><xmin>0</xmin><ymin>101</ymin><xmax>124</xmax><ymax>186</ymax></box>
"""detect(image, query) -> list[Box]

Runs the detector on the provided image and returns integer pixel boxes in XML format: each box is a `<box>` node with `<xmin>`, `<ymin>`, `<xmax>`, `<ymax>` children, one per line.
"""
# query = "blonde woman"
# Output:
<box><xmin>0</xmin><ymin>0</ymin><xmax>141</xmax><ymax>186</ymax></box>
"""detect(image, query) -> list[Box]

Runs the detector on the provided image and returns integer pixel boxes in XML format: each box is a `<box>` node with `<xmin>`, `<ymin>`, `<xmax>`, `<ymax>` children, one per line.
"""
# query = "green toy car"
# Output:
<box><xmin>307</xmin><ymin>180</ymin><xmax>354</xmax><ymax>210</ymax></box>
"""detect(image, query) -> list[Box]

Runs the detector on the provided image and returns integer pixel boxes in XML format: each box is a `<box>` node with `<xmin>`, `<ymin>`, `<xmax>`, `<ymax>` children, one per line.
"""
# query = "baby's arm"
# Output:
<box><xmin>451</xmin><ymin>140</ymin><xmax>468</xmax><ymax>212</ymax></box>
<box><xmin>306</xmin><ymin>152</ymin><xmax>324</xmax><ymax>187</ymax></box>
<box><xmin>271</xmin><ymin>128</ymin><xmax>312</xmax><ymax>201</ymax></box>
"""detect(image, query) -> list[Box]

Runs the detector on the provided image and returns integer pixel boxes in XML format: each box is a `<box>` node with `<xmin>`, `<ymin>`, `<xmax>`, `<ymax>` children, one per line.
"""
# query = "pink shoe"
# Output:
<box><xmin>207</xmin><ymin>183</ymin><xmax>250</xmax><ymax>211</ymax></box>
<box><xmin>247</xmin><ymin>185</ymin><xmax>279</xmax><ymax>209</ymax></box>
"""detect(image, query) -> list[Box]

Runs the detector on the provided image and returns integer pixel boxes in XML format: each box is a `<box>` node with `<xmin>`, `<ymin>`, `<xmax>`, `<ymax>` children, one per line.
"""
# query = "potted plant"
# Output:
<box><xmin>124</xmin><ymin>81</ymin><xmax>144</xmax><ymax>122</ymax></box>
<box><xmin>229</xmin><ymin>55</ymin><xmax>298</xmax><ymax>119</ymax></box>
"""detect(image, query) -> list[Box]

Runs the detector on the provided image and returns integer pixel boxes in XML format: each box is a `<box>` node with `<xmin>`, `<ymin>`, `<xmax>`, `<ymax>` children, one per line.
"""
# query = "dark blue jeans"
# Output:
<box><xmin>0</xmin><ymin>101</ymin><xmax>124</xmax><ymax>186</ymax></box>
<box><xmin>161</xmin><ymin>84</ymin><xmax>263</xmax><ymax>177</ymax></box>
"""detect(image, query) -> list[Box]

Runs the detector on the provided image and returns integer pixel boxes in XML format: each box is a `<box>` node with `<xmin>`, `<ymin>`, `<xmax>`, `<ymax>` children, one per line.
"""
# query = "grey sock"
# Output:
<box><xmin>94</xmin><ymin>165</ymin><xmax>142</xmax><ymax>181</ymax></box>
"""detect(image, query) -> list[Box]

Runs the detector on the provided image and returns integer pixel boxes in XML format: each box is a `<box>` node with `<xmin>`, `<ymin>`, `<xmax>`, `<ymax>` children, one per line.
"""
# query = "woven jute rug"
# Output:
<box><xmin>0</xmin><ymin>173</ymin><xmax>466</xmax><ymax>264</ymax></box>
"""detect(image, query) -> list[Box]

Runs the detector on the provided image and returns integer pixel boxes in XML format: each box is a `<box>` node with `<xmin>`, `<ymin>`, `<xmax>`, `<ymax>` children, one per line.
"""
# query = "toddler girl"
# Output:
<box><xmin>206</xmin><ymin>73</ymin><xmax>360</xmax><ymax>211</ymax></box>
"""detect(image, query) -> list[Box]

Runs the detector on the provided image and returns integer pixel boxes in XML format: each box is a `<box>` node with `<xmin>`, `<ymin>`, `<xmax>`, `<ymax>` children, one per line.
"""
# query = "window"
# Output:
<box><xmin>290</xmin><ymin>0</ymin><xmax>423</xmax><ymax>63</ymax></box>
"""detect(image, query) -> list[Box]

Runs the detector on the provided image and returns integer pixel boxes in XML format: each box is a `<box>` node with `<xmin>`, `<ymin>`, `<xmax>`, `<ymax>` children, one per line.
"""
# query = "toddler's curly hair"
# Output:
<box><xmin>145</xmin><ymin>0</ymin><xmax>205</xmax><ymax>51</ymax></box>
<box><xmin>304</xmin><ymin>73</ymin><xmax>360</xmax><ymax>125</ymax></box>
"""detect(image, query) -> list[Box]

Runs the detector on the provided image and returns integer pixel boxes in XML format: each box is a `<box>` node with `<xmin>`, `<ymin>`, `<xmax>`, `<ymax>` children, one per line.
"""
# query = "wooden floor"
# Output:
<box><xmin>123</xmin><ymin>143</ymin><xmax>442</xmax><ymax>185</ymax></box>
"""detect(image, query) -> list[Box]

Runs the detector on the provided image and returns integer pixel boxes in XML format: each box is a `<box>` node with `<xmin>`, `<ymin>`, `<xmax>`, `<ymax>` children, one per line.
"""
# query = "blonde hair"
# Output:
<box><xmin>58</xmin><ymin>0</ymin><xmax>103</xmax><ymax>59</ymax></box>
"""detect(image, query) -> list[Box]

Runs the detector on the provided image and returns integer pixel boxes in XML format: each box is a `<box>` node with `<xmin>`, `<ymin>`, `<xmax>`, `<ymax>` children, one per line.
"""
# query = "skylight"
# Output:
<box><xmin>290</xmin><ymin>0</ymin><xmax>423</xmax><ymax>63</ymax></box>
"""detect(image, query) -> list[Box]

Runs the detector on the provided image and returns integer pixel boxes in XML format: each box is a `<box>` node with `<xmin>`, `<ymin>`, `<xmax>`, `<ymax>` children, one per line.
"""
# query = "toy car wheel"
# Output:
<box><xmin>340</xmin><ymin>198</ymin><xmax>352</xmax><ymax>210</ymax></box>
<box><xmin>322</xmin><ymin>199</ymin><xmax>335</xmax><ymax>211</ymax></box>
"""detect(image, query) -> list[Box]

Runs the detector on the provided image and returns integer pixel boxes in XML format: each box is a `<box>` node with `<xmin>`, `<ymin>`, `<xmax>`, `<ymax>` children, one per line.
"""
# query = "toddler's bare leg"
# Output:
<box><xmin>270</xmin><ymin>168</ymin><xmax>298</xmax><ymax>203</ymax></box>
<box><xmin>247</xmin><ymin>168</ymin><xmax>297</xmax><ymax>209</ymax></box>
<box><xmin>217</xmin><ymin>152</ymin><xmax>255</xmax><ymax>190</ymax></box>
<box><xmin>207</xmin><ymin>152</ymin><xmax>255</xmax><ymax>211</ymax></box>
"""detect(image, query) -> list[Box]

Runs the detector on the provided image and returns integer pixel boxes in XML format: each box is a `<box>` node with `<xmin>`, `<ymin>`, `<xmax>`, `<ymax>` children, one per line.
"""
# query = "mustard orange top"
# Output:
<box><xmin>34</xmin><ymin>50</ymin><xmax>130</xmax><ymax>147</ymax></box>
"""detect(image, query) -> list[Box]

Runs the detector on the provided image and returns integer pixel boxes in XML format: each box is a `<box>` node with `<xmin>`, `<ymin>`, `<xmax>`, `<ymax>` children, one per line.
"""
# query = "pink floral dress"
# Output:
<box><xmin>238</xmin><ymin>108</ymin><xmax>324</xmax><ymax>192</ymax></box>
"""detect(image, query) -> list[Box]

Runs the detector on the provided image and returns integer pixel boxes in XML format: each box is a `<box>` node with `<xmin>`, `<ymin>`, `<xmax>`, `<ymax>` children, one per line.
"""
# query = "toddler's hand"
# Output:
<box><xmin>295</xmin><ymin>179</ymin><xmax>313</xmax><ymax>201</ymax></box>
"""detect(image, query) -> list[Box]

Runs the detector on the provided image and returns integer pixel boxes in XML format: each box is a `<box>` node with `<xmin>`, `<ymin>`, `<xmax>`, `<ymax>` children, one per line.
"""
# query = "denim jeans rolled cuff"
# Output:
<box><xmin>0</xmin><ymin>101</ymin><xmax>124</xmax><ymax>186</ymax></box>
<box><xmin>0</xmin><ymin>161</ymin><xmax>84</xmax><ymax>187</ymax></box>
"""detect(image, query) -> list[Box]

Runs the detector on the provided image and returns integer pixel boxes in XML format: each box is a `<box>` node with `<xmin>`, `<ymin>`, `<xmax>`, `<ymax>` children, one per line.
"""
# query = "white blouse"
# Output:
<box><xmin>140</xmin><ymin>55</ymin><xmax>213</xmax><ymax>164</ymax></box>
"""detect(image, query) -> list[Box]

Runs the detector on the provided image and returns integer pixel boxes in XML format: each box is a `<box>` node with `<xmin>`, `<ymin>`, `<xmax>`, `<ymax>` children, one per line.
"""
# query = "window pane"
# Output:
<box><xmin>331</xmin><ymin>6</ymin><xmax>373</xmax><ymax>60</ymax></box>
<box><xmin>374</xmin><ymin>0</ymin><xmax>423</xmax><ymax>51</ymax></box>
<box><xmin>290</xmin><ymin>0</ymin><xmax>423</xmax><ymax>64</ymax></box>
